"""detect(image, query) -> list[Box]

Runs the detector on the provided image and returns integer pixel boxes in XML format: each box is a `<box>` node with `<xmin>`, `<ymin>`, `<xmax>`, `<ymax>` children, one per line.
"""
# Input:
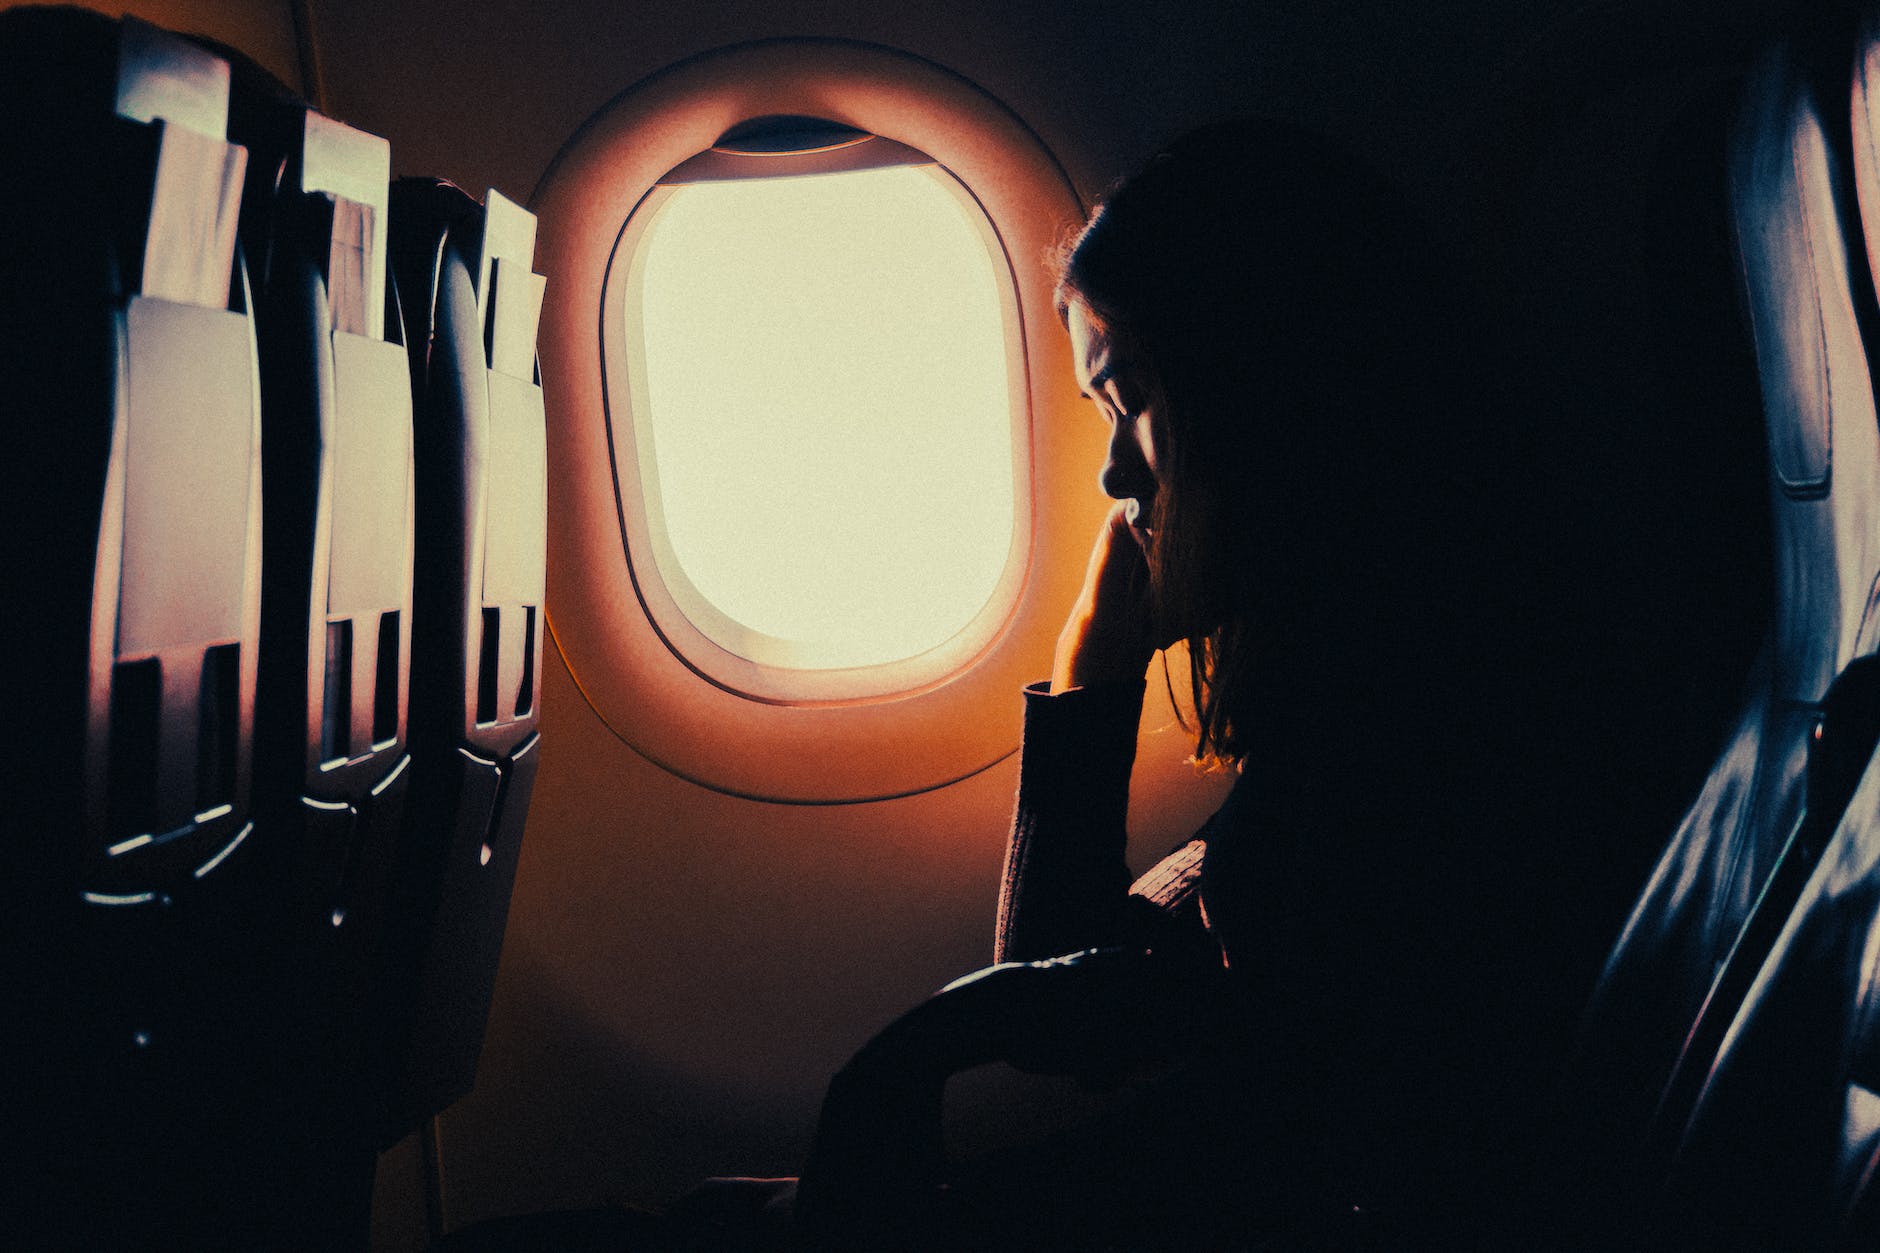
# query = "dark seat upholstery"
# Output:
<box><xmin>1646</xmin><ymin>17</ymin><xmax>1880</xmax><ymax>1249</ymax></box>
<box><xmin>1548</xmin><ymin>27</ymin><xmax>1880</xmax><ymax>1237</ymax></box>
<box><xmin>215</xmin><ymin>49</ymin><xmax>416</xmax><ymax>1244</ymax></box>
<box><xmin>4</xmin><ymin>11</ymin><xmax>264</xmax><ymax>927</ymax></box>
<box><xmin>382</xmin><ymin>177</ymin><xmax>547</xmax><ymax>1140</ymax></box>
<box><xmin>1654</xmin><ymin>677</ymin><xmax>1880</xmax><ymax>1252</ymax></box>
<box><xmin>2</xmin><ymin>11</ymin><xmax>274</xmax><ymax>1246</ymax></box>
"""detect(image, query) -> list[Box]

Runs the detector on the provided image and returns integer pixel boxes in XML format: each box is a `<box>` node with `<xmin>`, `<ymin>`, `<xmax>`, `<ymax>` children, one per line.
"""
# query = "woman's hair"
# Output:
<box><xmin>1056</xmin><ymin>120</ymin><xmax>1446</xmax><ymax>765</ymax></box>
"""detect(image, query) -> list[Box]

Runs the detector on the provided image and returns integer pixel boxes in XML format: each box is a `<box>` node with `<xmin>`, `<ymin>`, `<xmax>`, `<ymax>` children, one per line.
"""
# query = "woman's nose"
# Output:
<box><xmin>1099</xmin><ymin>430</ymin><xmax>1150</xmax><ymax>501</ymax></box>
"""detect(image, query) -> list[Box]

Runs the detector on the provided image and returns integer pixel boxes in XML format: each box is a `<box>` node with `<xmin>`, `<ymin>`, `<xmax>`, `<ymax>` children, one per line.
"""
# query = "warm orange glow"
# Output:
<box><xmin>625</xmin><ymin>163</ymin><xmax>1016</xmax><ymax>671</ymax></box>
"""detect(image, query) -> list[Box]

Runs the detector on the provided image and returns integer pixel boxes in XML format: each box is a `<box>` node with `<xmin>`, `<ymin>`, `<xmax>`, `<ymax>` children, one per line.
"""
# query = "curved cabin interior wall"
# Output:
<box><xmin>0</xmin><ymin>0</ymin><xmax>305</xmax><ymax>91</ymax></box>
<box><xmin>11</xmin><ymin>0</ymin><xmax>1717</xmax><ymax>1245</ymax></box>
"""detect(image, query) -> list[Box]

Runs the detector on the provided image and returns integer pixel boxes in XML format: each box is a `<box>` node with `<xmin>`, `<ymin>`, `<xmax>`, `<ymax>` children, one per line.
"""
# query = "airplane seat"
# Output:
<box><xmin>208</xmin><ymin>43</ymin><xmax>416</xmax><ymax>1244</ymax></box>
<box><xmin>1640</xmin><ymin>15</ymin><xmax>1880</xmax><ymax>1249</ymax></box>
<box><xmin>1538</xmin><ymin>21</ymin><xmax>1880</xmax><ymax>1241</ymax></box>
<box><xmin>0</xmin><ymin>9</ymin><xmax>285</xmax><ymax>1245</ymax></box>
<box><xmin>380</xmin><ymin>176</ymin><xmax>546</xmax><ymax>1144</ymax></box>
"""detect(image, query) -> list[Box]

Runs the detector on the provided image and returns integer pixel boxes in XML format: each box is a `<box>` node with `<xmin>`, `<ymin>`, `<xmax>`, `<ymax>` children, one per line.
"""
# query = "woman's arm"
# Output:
<box><xmin>796</xmin><ymin>947</ymin><xmax>1231</xmax><ymax>1246</ymax></box>
<box><xmin>997</xmin><ymin>503</ymin><xmax>1167</xmax><ymax>962</ymax></box>
<box><xmin>995</xmin><ymin>678</ymin><xmax>1146</xmax><ymax>961</ymax></box>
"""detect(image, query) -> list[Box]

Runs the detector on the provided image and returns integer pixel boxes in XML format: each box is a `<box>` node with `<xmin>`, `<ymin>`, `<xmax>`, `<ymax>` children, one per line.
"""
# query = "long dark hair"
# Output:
<box><xmin>1057</xmin><ymin>121</ymin><xmax>1446</xmax><ymax>765</ymax></box>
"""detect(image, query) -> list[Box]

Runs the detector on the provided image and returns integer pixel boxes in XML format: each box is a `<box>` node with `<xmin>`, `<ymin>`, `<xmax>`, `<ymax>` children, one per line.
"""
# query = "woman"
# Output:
<box><xmin>451</xmin><ymin>121</ymin><xmax>1591</xmax><ymax>1253</ymax></box>
<box><xmin>783</xmin><ymin>121</ymin><xmax>1591</xmax><ymax>1252</ymax></box>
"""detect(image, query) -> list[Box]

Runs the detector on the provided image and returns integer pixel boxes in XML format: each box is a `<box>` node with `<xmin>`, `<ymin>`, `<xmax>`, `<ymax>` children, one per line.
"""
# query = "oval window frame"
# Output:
<box><xmin>534</xmin><ymin>39</ymin><xmax>1102</xmax><ymax>802</ymax></box>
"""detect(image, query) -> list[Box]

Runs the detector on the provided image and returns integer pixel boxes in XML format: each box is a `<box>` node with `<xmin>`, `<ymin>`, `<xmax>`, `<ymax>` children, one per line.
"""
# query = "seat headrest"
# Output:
<box><xmin>1729</xmin><ymin>44</ymin><xmax>1880</xmax><ymax>696</ymax></box>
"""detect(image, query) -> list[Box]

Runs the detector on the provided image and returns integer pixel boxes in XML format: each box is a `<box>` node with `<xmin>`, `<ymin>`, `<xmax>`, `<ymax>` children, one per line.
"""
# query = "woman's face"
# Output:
<box><xmin>1067</xmin><ymin>300</ymin><xmax>1166</xmax><ymax>548</ymax></box>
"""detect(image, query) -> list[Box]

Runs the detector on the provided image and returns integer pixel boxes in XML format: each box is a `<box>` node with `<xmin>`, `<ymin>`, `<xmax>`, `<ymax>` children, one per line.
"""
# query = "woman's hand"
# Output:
<box><xmin>1052</xmin><ymin>501</ymin><xmax>1163</xmax><ymax>692</ymax></box>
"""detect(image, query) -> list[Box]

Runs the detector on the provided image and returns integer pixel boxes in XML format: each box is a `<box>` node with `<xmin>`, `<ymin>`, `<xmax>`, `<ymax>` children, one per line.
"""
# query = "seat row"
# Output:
<box><xmin>3</xmin><ymin>10</ymin><xmax>546</xmax><ymax>1248</ymax></box>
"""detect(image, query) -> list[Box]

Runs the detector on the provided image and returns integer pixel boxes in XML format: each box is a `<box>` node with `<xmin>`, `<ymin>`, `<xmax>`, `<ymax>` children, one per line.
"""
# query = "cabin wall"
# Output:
<box><xmin>0</xmin><ymin>0</ymin><xmax>307</xmax><ymax>95</ymax></box>
<box><xmin>284</xmin><ymin>0</ymin><xmax>1593</xmax><ymax>1241</ymax></box>
<box><xmin>308</xmin><ymin>0</ymin><xmax>1569</xmax><ymax>223</ymax></box>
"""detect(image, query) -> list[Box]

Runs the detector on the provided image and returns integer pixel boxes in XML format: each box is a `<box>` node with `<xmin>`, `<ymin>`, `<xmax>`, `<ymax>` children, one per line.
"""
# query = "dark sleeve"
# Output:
<box><xmin>994</xmin><ymin>678</ymin><xmax>1146</xmax><ymax>962</ymax></box>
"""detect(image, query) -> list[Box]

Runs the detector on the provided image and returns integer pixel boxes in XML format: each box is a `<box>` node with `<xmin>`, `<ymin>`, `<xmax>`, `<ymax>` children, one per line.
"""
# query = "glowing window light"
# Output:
<box><xmin>623</xmin><ymin>163</ymin><xmax>1017</xmax><ymax>672</ymax></box>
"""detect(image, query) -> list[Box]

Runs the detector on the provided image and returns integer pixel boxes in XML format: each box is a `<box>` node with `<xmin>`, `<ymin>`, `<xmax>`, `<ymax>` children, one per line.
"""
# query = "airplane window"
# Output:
<box><xmin>541</xmin><ymin>40</ymin><xmax>1088</xmax><ymax>799</ymax></box>
<box><xmin>612</xmin><ymin>146</ymin><xmax>1024</xmax><ymax>685</ymax></box>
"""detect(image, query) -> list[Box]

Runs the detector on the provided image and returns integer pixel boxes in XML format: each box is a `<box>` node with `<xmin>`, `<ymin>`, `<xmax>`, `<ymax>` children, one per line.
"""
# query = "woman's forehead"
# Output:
<box><xmin>1066</xmin><ymin>301</ymin><xmax>1112</xmax><ymax>386</ymax></box>
<box><xmin>1070</xmin><ymin>301</ymin><xmax>1159</xmax><ymax>401</ymax></box>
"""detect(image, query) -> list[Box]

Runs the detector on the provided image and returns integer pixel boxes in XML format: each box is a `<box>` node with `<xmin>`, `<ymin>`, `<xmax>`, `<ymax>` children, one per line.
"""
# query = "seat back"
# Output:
<box><xmin>3</xmin><ymin>11</ymin><xmax>274</xmax><ymax>1246</ymax></box>
<box><xmin>1557</xmin><ymin>28</ymin><xmax>1880</xmax><ymax>1225</ymax></box>
<box><xmin>233</xmin><ymin>60</ymin><xmax>412</xmax><ymax>937</ymax></box>
<box><xmin>382</xmin><ymin>177</ymin><xmax>547</xmax><ymax>1138</ymax></box>
<box><xmin>1649</xmin><ymin>18</ymin><xmax>1880</xmax><ymax>1249</ymax></box>
<box><xmin>33</xmin><ymin>17</ymin><xmax>265</xmax><ymax>910</ymax></box>
<box><xmin>216</xmin><ymin>50</ymin><xmax>415</xmax><ymax>1242</ymax></box>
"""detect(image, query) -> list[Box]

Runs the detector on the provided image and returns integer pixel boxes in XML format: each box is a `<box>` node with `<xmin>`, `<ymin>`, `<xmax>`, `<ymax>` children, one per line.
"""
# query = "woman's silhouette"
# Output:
<box><xmin>782</xmin><ymin>120</ymin><xmax>1592</xmax><ymax>1251</ymax></box>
